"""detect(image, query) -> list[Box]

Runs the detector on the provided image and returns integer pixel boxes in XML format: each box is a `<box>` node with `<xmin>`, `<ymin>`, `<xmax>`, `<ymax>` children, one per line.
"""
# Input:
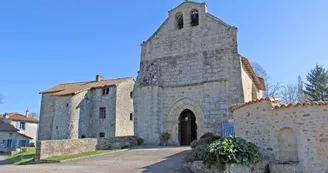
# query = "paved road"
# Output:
<box><xmin>0</xmin><ymin>146</ymin><xmax>192</xmax><ymax>173</ymax></box>
<box><xmin>0</xmin><ymin>155</ymin><xmax>6</xmax><ymax>165</ymax></box>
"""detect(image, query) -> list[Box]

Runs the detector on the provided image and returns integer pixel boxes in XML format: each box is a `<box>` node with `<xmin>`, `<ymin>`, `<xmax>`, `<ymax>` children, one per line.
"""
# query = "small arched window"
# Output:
<box><xmin>175</xmin><ymin>12</ymin><xmax>184</xmax><ymax>29</ymax></box>
<box><xmin>191</xmin><ymin>9</ymin><xmax>199</xmax><ymax>26</ymax></box>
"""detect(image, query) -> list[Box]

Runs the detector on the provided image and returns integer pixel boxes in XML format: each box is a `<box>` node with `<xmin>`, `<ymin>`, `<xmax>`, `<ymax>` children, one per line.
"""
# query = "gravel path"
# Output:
<box><xmin>0</xmin><ymin>146</ymin><xmax>192</xmax><ymax>173</ymax></box>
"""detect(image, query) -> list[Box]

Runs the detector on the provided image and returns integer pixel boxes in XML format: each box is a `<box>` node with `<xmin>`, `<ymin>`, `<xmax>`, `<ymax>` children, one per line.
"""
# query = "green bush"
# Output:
<box><xmin>185</xmin><ymin>143</ymin><xmax>210</xmax><ymax>162</ymax></box>
<box><xmin>204</xmin><ymin>137</ymin><xmax>261</xmax><ymax>171</ymax></box>
<box><xmin>190</xmin><ymin>133</ymin><xmax>220</xmax><ymax>149</ymax></box>
<box><xmin>136</xmin><ymin>138</ymin><xmax>144</xmax><ymax>145</ymax></box>
<box><xmin>29</xmin><ymin>142</ymin><xmax>35</xmax><ymax>147</ymax></box>
<box><xmin>160</xmin><ymin>131</ymin><xmax>171</xmax><ymax>146</ymax></box>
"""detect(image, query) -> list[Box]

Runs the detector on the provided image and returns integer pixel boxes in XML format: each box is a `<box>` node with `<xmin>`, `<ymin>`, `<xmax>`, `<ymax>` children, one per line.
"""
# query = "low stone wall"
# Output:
<box><xmin>187</xmin><ymin>161</ymin><xmax>267</xmax><ymax>173</ymax></box>
<box><xmin>269</xmin><ymin>162</ymin><xmax>305</xmax><ymax>173</ymax></box>
<box><xmin>35</xmin><ymin>138</ymin><xmax>97</xmax><ymax>162</ymax></box>
<box><xmin>97</xmin><ymin>136</ymin><xmax>137</xmax><ymax>150</ymax></box>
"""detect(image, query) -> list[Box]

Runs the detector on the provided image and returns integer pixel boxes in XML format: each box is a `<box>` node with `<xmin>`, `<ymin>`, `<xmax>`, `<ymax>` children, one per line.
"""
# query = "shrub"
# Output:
<box><xmin>136</xmin><ymin>138</ymin><xmax>144</xmax><ymax>145</ymax></box>
<box><xmin>204</xmin><ymin>137</ymin><xmax>261</xmax><ymax>171</ymax></box>
<box><xmin>191</xmin><ymin>133</ymin><xmax>221</xmax><ymax>149</ymax></box>
<box><xmin>185</xmin><ymin>143</ymin><xmax>210</xmax><ymax>162</ymax></box>
<box><xmin>29</xmin><ymin>142</ymin><xmax>35</xmax><ymax>147</ymax></box>
<box><xmin>160</xmin><ymin>131</ymin><xmax>171</xmax><ymax>146</ymax></box>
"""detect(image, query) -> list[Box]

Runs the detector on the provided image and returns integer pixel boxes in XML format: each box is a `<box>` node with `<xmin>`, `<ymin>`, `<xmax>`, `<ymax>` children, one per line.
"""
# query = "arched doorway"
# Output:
<box><xmin>179</xmin><ymin>109</ymin><xmax>197</xmax><ymax>146</ymax></box>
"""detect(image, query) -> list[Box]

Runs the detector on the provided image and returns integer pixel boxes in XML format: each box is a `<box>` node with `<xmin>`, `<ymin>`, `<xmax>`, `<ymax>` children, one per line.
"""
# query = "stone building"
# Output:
<box><xmin>38</xmin><ymin>75</ymin><xmax>134</xmax><ymax>140</ymax></box>
<box><xmin>134</xmin><ymin>1</ymin><xmax>266</xmax><ymax>145</ymax></box>
<box><xmin>232</xmin><ymin>98</ymin><xmax>328</xmax><ymax>173</ymax></box>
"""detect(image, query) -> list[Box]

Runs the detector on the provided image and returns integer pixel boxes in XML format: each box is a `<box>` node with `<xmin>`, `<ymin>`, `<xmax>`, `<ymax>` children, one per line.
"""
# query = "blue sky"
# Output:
<box><xmin>0</xmin><ymin>0</ymin><xmax>327</xmax><ymax>114</ymax></box>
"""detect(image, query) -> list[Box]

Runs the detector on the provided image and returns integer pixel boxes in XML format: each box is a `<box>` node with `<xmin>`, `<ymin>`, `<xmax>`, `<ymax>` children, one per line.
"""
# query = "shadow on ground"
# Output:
<box><xmin>141</xmin><ymin>150</ymin><xmax>192</xmax><ymax>173</ymax></box>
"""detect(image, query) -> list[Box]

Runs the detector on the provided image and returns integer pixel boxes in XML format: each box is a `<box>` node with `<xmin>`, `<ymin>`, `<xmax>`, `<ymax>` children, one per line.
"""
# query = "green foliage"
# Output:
<box><xmin>46</xmin><ymin>150</ymin><xmax>112</xmax><ymax>161</ymax></box>
<box><xmin>185</xmin><ymin>143</ymin><xmax>210</xmax><ymax>162</ymax></box>
<box><xmin>29</xmin><ymin>142</ymin><xmax>35</xmax><ymax>147</ymax></box>
<box><xmin>5</xmin><ymin>147</ymin><xmax>36</xmax><ymax>165</ymax></box>
<box><xmin>21</xmin><ymin>147</ymin><xmax>28</xmax><ymax>153</ymax></box>
<box><xmin>136</xmin><ymin>137</ymin><xmax>144</xmax><ymax>145</ymax></box>
<box><xmin>190</xmin><ymin>133</ymin><xmax>221</xmax><ymax>149</ymax></box>
<box><xmin>205</xmin><ymin>137</ymin><xmax>261</xmax><ymax>171</ymax></box>
<box><xmin>303</xmin><ymin>65</ymin><xmax>328</xmax><ymax>101</ymax></box>
<box><xmin>160</xmin><ymin>131</ymin><xmax>171</xmax><ymax>146</ymax></box>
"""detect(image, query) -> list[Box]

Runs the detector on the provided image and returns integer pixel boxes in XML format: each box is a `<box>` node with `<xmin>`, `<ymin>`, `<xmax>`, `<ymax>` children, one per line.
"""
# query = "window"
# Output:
<box><xmin>102</xmin><ymin>88</ymin><xmax>110</xmax><ymax>95</ymax></box>
<box><xmin>175</xmin><ymin>12</ymin><xmax>184</xmax><ymax>29</ymax></box>
<box><xmin>130</xmin><ymin>92</ymin><xmax>133</xmax><ymax>98</ymax></box>
<box><xmin>99</xmin><ymin>132</ymin><xmax>105</xmax><ymax>138</ymax></box>
<box><xmin>7</xmin><ymin>139</ymin><xmax>12</xmax><ymax>147</ymax></box>
<box><xmin>9</xmin><ymin>133</ymin><xmax>12</xmax><ymax>137</ymax></box>
<box><xmin>191</xmin><ymin>9</ymin><xmax>199</xmax><ymax>26</ymax></box>
<box><xmin>99</xmin><ymin>107</ymin><xmax>106</xmax><ymax>119</ymax></box>
<box><xmin>20</xmin><ymin>122</ymin><xmax>26</xmax><ymax>130</ymax></box>
<box><xmin>21</xmin><ymin>140</ymin><xmax>26</xmax><ymax>147</ymax></box>
<box><xmin>130</xmin><ymin>113</ymin><xmax>133</xmax><ymax>121</ymax></box>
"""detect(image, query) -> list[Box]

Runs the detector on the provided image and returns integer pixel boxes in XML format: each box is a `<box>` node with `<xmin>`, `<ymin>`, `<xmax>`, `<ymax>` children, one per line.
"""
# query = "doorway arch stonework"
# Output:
<box><xmin>165</xmin><ymin>98</ymin><xmax>204</xmax><ymax>145</ymax></box>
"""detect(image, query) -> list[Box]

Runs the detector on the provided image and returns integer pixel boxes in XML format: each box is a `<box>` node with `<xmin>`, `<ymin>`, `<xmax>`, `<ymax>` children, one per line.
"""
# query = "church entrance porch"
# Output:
<box><xmin>179</xmin><ymin>109</ymin><xmax>197</xmax><ymax>146</ymax></box>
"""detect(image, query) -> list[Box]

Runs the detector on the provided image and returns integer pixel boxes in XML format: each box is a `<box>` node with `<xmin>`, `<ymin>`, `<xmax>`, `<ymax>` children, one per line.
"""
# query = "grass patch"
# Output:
<box><xmin>5</xmin><ymin>147</ymin><xmax>36</xmax><ymax>165</ymax></box>
<box><xmin>46</xmin><ymin>150</ymin><xmax>113</xmax><ymax>161</ymax></box>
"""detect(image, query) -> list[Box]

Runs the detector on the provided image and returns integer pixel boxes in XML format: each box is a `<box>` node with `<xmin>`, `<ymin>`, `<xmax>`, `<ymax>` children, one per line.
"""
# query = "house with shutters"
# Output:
<box><xmin>0</xmin><ymin>109</ymin><xmax>39</xmax><ymax>144</ymax></box>
<box><xmin>0</xmin><ymin>115</ymin><xmax>34</xmax><ymax>153</ymax></box>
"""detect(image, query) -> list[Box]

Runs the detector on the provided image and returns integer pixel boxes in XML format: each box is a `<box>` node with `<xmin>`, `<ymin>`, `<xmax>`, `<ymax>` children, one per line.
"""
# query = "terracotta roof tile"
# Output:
<box><xmin>241</xmin><ymin>56</ymin><xmax>266</xmax><ymax>90</ymax></box>
<box><xmin>273</xmin><ymin>101</ymin><xmax>328</xmax><ymax>110</ymax></box>
<box><xmin>231</xmin><ymin>97</ymin><xmax>279</xmax><ymax>112</ymax></box>
<box><xmin>17</xmin><ymin>132</ymin><xmax>33</xmax><ymax>139</ymax></box>
<box><xmin>40</xmin><ymin>77</ymin><xmax>133</xmax><ymax>96</ymax></box>
<box><xmin>0</xmin><ymin>121</ymin><xmax>19</xmax><ymax>132</ymax></box>
<box><xmin>0</xmin><ymin>113</ymin><xmax>39</xmax><ymax>123</ymax></box>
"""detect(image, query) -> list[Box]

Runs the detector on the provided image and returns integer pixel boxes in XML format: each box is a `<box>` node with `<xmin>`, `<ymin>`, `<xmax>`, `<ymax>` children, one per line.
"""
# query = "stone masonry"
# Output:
<box><xmin>134</xmin><ymin>1</ymin><xmax>265</xmax><ymax>145</ymax></box>
<box><xmin>38</xmin><ymin>76</ymin><xmax>134</xmax><ymax>140</ymax></box>
<box><xmin>232</xmin><ymin>99</ymin><xmax>328</xmax><ymax>173</ymax></box>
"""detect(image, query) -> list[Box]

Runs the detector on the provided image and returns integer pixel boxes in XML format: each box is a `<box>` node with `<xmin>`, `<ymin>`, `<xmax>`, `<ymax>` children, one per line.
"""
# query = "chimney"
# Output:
<box><xmin>96</xmin><ymin>75</ymin><xmax>105</xmax><ymax>82</ymax></box>
<box><xmin>26</xmin><ymin>108</ymin><xmax>29</xmax><ymax>117</ymax></box>
<box><xmin>2</xmin><ymin>113</ymin><xmax>8</xmax><ymax>123</ymax></box>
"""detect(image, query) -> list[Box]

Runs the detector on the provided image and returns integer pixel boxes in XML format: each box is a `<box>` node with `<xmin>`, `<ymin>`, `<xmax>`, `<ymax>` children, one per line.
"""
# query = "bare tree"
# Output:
<box><xmin>0</xmin><ymin>94</ymin><xmax>4</xmax><ymax>104</ymax></box>
<box><xmin>29</xmin><ymin>112</ymin><xmax>39</xmax><ymax>119</ymax></box>
<box><xmin>280</xmin><ymin>84</ymin><xmax>299</xmax><ymax>104</ymax></box>
<box><xmin>252</xmin><ymin>62</ymin><xmax>282</xmax><ymax>97</ymax></box>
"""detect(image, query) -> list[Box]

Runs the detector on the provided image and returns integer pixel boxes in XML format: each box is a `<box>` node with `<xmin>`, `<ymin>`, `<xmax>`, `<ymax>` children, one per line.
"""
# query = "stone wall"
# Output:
<box><xmin>187</xmin><ymin>161</ymin><xmax>267</xmax><ymax>173</ymax></box>
<box><xmin>233</xmin><ymin>100</ymin><xmax>328</xmax><ymax>173</ymax></box>
<box><xmin>115</xmin><ymin>79</ymin><xmax>134</xmax><ymax>136</ymax></box>
<box><xmin>35</xmin><ymin>138</ymin><xmax>97</xmax><ymax>161</ymax></box>
<box><xmin>38</xmin><ymin>94</ymin><xmax>55</xmax><ymax>140</ymax></box>
<box><xmin>96</xmin><ymin>136</ymin><xmax>137</xmax><ymax>150</ymax></box>
<box><xmin>90</xmin><ymin>87</ymin><xmax>117</xmax><ymax>138</ymax></box>
<box><xmin>240</xmin><ymin>61</ymin><xmax>262</xmax><ymax>102</ymax></box>
<box><xmin>134</xmin><ymin>1</ymin><xmax>248</xmax><ymax>145</ymax></box>
<box><xmin>38</xmin><ymin>78</ymin><xmax>135</xmax><ymax>140</ymax></box>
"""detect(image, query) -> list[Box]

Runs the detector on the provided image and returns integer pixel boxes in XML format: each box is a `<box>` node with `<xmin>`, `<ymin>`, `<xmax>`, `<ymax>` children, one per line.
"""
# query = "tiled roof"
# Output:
<box><xmin>273</xmin><ymin>101</ymin><xmax>328</xmax><ymax>110</ymax></box>
<box><xmin>0</xmin><ymin>113</ymin><xmax>39</xmax><ymax>123</ymax></box>
<box><xmin>241</xmin><ymin>56</ymin><xmax>266</xmax><ymax>90</ymax></box>
<box><xmin>231</xmin><ymin>97</ymin><xmax>279</xmax><ymax>112</ymax></box>
<box><xmin>0</xmin><ymin>121</ymin><xmax>19</xmax><ymax>132</ymax></box>
<box><xmin>40</xmin><ymin>77</ymin><xmax>133</xmax><ymax>96</ymax></box>
<box><xmin>17</xmin><ymin>132</ymin><xmax>33</xmax><ymax>139</ymax></box>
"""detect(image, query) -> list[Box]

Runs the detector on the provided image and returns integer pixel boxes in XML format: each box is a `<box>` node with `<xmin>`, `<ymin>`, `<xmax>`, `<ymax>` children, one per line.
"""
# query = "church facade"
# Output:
<box><xmin>133</xmin><ymin>1</ymin><xmax>266</xmax><ymax>145</ymax></box>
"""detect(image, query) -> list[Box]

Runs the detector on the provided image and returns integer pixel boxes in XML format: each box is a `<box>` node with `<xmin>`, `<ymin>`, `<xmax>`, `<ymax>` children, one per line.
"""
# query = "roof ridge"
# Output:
<box><xmin>58</xmin><ymin>77</ymin><xmax>134</xmax><ymax>85</ymax></box>
<box><xmin>231</xmin><ymin>97</ymin><xmax>279</xmax><ymax>112</ymax></box>
<box><xmin>169</xmin><ymin>1</ymin><xmax>205</xmax><ymax>12</ymax></box>
<box><xmin>205</xmin><ymin>13</ymin><xmax>233</xmax><ymax>28</ymax></box>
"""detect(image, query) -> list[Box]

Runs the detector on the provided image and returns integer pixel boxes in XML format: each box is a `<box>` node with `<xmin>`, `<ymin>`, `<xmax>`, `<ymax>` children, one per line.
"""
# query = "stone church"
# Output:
<box><xmin>134</xmin><ymin>1</ymin><xmax>266</xmax><ymax>145</ymax></box>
